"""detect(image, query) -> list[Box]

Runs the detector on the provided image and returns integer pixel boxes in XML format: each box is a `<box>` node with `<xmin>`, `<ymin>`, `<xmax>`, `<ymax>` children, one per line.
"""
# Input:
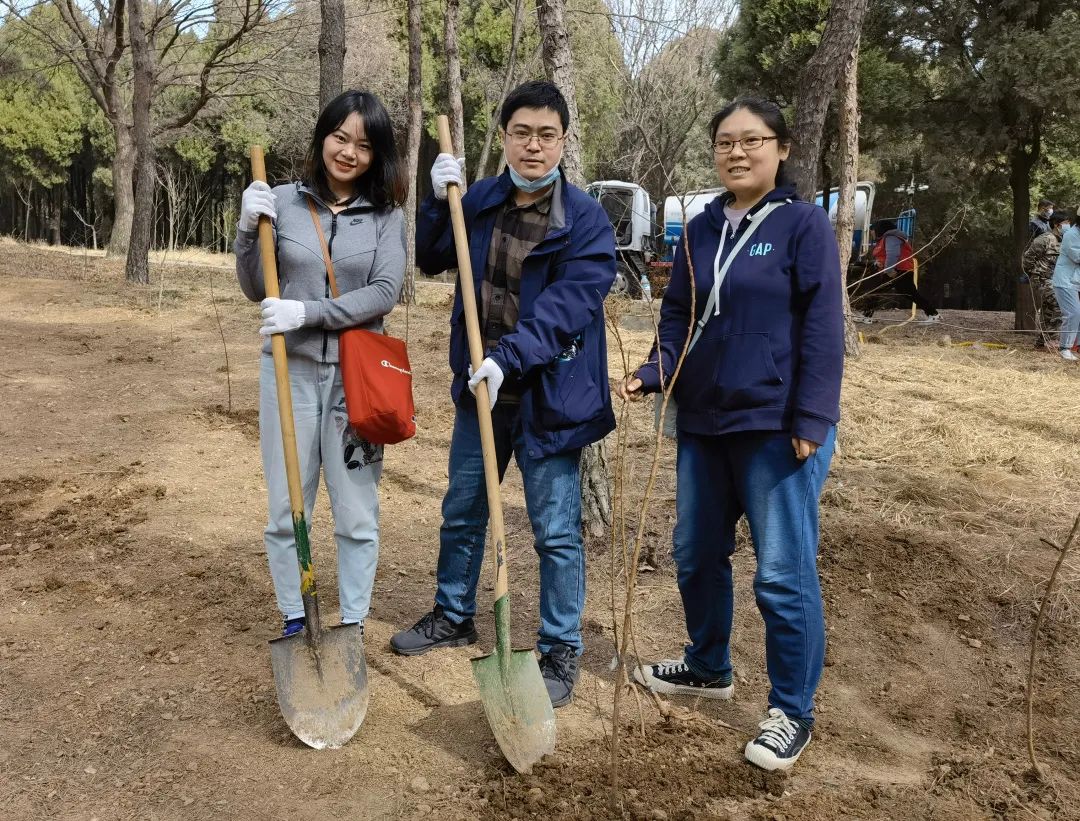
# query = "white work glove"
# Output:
<box><xmin>467</xmin><ymin>358</ymin><xmax>504</xmax><ymax>410</ymax></box>
<box><xmin>259</xmin><ymin>297</ymin><xmax>306</xmax><ymax>336</ymax></box>
<box><xmin>430</xmin><ymin>153</ymin><xmax>466</xmax><ymax>200</ymax></box>
<box><xmin>240</xmin><ymin>181</ymin><xmax>277</xmax><ymax>231</ymax></box>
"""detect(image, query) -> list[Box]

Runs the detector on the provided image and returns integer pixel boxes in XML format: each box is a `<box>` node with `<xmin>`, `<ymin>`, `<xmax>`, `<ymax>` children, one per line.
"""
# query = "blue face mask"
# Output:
<box><xmin>508</xmin><ymin>162</ymin><xmax>561</xmax><ymax>193</ymax></box>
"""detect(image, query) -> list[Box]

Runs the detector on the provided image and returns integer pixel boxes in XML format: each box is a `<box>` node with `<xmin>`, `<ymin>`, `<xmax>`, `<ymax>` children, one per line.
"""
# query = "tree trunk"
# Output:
<box><xmin>834</xmin><ymin>35</ymin><xmax>861</xmax><ymax>358</ymax></box>
<box><xmin>108</xmin><ymin>125</ymin><xmax>136</xmax><ymax>258</ymax></box>
<box><xmin>1011</xmin><ymin>122</ymin><xmax>1041</xmax><ymax>329</ymax></box>
<box><xmin>444</xmin><ymin>0</ymin><xmax>467</xmax><ymax>191</ymax></box>
<box><xmin>125</xmin><ymin>0</ymin><xmax>155</xmax><ymax>285</ymax></box>
<box><xmin>400</xmin><ymin>0</ymin><xmax>423</xmax><ymax>306</ymax></box>
<box><xmin>49</xmin><ymin>186</ymin><xmax>63</xmax><ymax>245</ymax></box>
<box><xmin>475</xmin><ymin>0</ymin><xmax>525</xmax><ymax>182</ymax></box>
<box><xmin>536</xmin><ymin>0</ymin><xmax>609</xmax><ymax>536</ymax></box>
<box><xmin>537</xmin><ymin>0</ymin><xmax>585</xmax><ymax>185</ymax></box>
<box><xmin>787</xmin><ymin>0</ymin><xmax>869</xmax><ymax>200</ymax></box>
<box><xmin>318</xmin><ymin>0</ymin><xmax>346</xmax><ymax>112</ymax></box>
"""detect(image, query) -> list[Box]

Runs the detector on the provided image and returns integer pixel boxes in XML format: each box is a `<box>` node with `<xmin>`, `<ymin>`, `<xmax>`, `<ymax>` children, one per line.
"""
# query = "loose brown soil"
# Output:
<box><xmin>0</xmin><ymin>238</ymin><xmax>1077</xmax><ymax>821</ymax></box>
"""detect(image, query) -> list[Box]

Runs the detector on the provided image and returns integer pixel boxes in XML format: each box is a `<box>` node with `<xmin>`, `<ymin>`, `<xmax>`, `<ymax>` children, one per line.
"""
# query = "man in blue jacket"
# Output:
<box><xmin>391</xmin><ymin>81</ymin><xmax>617</xmax><ymax>708</ymax></box>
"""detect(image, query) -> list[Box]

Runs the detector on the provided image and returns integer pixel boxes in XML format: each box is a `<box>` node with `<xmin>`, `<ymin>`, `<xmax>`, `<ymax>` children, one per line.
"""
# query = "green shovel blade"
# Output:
<box><xmin>471</xmin><ymin>596</ymin><xmax>556</xmax><ymax>773</ymax></box>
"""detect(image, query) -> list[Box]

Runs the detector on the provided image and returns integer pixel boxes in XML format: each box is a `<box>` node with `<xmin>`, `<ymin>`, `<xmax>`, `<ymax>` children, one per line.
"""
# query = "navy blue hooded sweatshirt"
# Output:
<box><xmin>636</xmin><ymin>185</ymin><xmax>843</xmax><ymax>444</ymax></box>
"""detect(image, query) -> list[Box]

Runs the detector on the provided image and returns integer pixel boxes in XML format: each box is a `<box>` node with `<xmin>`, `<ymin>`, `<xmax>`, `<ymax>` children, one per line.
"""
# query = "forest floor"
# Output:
<box><xmin>0</xmin><ymin>237</ymin><xmax>1078</xmax><ymax>821</ymax></box>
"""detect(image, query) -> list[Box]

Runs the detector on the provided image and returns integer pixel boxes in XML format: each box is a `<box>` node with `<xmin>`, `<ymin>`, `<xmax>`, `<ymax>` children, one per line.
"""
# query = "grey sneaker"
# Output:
<box><xmin>390</xmin><ymin>606</ymin><xmax>478</xmax><ymax>656</ymax></box>
<box><xmin>634</xmin><ymin>657</ymin><xmax>733</xmax><ymax>699</ymax></box>
<box><xmin>744</xmin><ymin>708</ymin><xmax>812</xmax><ymax>771</ymax></box>
<box><xmin>538</xmin><ymin>644</ymin><xmax>579</xmax><ymax>708</ymax></box>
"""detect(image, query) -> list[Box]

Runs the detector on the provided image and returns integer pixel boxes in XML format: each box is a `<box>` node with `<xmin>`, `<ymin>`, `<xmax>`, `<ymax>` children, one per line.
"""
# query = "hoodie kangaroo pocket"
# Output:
<box><xmin>713</xmin><ymin>332</ymin><xmax>785</xmax><ymax>410</ymax></box>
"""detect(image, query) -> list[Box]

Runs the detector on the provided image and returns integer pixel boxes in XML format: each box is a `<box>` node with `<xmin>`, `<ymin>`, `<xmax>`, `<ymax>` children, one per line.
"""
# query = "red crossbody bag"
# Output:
<box><xmin>306</xmin><ymin>198</ymin><xmax>416</xmax><ymax>445</ymax></box>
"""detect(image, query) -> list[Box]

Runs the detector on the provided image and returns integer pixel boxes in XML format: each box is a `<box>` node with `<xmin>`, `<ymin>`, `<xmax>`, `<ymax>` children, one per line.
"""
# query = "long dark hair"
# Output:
<box><xmin>708</xmin><ymin>97</ymin><xmax>793</xmax><ymax>188</ymax></box>
<box><xmin>303</xmin><ymin>90</ymin><xmax>406</xmax><ymax>210</ymax></box>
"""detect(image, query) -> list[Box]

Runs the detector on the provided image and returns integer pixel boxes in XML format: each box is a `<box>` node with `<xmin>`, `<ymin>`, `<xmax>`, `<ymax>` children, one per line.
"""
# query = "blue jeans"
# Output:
<box><xmin>673</xmin><ymin>428</ymin><xmax>836</xmax><ymax>725</ymax></box>
<box><xmin>1053</xmin><ymin>286</ymin><xmax>1080</xmax><ymax>350</ymax></box>
<box><xmin>435</xmin><ymin>403</ymin><xmax>585</xmax><ymax>655</ymax></box>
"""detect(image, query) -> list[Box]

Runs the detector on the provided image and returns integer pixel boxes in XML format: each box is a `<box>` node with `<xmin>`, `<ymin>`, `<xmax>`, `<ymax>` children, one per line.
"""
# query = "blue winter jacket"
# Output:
<box><xmin>636</xmin><ymin>186</ymin><xmax>844</xmax><ymax>445</ymax></box>
<box><xmin>416</xmin><ymin>170</ymin><xmax>618</xmax><ymax>457</ymax></box>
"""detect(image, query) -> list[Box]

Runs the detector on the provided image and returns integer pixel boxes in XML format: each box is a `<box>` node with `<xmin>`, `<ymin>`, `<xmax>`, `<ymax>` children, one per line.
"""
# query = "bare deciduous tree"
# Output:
<box><xmin>537</xmin><ymin>0</ymin><xmax>585</xmax><ymax>186</ymax></box>
<box><xmin>787</xmin><ymin>0</ymin><xmax>870</xmax><ymax>200</ymax></box>
<box><xmin>444</xmin><ymin>0</ymin><xmax>466</xmax><ymax>191</ymax></box>
<box><xmin>400</xmin><ymin>0</ymin><xmax>423</xmax><ymax>305</ymax></box>
<box><xmin>603</xmin><ymin>0</ymin><xmax>736</xmax><ymax>194</ymax></box>
<box><xmin>834</xmin><ymin>36</ymin><xmax>861</xmax><ymax>358</ymax></box>
<box><xmin>318</xmin><ymin>0</ymin><xmax>346</xmax><ymax>110</ymax></box>
<box><xmin>125</xmin><ymin>0</ymin><xmax>155</xmax><ymax>284</ymax></box>
<box><xmin>2</xmin><ymin>0</ymin><xmax>294</xmax><ymax>263</ymax></box>
<box><xmin>315</xmin><ymin>0</ymin><xmax>345</xmax><ymax>110</ymax></box>
<box><xmin>474</xmin><ymin>0</ymin><xmax>526</xmax><ymax>182</ymax></box>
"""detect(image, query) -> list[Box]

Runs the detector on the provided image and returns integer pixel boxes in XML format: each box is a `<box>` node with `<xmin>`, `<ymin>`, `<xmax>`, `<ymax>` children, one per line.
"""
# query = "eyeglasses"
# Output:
<box><xmin>505</xmin><ymin>130</ymin><xmax>566</xmax><ymax>149</ymax></box>
<box><xmin>712</xmin><ymin>136</ymin><xmax>779</xmax><ymax>154</ymax></box>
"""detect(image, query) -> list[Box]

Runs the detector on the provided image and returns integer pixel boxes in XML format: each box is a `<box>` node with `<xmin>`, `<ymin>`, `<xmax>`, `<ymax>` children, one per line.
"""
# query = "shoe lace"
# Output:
<box><xmin>539</xmin><ymin>651</ymin><xmax>573</xmax><ymax>683</ymax></box>
<box><xmin>653</xmin><ymin>659</ymin><xmax>688</xmax><ymax>677</ymax></box>
<box><xmin>757</xmin><ymin>709</ymin><xmax>798</xmax><ymax>750</ymax></box>
<box><xmin>415</xmin><ymin>610</ymin><xmax>437</xmax><ymax>638</ymax></box>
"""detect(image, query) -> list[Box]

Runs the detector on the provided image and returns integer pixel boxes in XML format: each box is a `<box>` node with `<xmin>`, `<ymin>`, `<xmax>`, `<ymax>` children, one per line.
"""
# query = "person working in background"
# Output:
<box><xmin>1023</xmin><ymin>211</ymin><xmax>1071</xmax><ymax>351</ymax></box>
<box><xmin>1051</xmin><ymin>213</ymin><xmax>1080</xmax><ymax>361</ymax></box>
<box><xmin>1029</xmin><ymin>198</ymin><xmax>1055</xmax><ymax>240</ymax></box>
<box><xmin>860</xmin><ymin>219</ymin><xmax>941</xmax><ymax>324</ymax></box>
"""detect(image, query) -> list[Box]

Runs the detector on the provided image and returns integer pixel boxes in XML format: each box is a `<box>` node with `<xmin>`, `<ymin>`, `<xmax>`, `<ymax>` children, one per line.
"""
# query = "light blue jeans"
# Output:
<box><xmin>259</xmin><ymin>354</ymin><xmax>382</xmax><ymax>622</ymax></box>
<box><xmin>1053</xmin><ymin>286</ymin><xmax>1080</xmax><ymax>350</ymax></box>
<box><xmin>434</xmin><ymin>403</ymin><xmax>585</xmax><ymax>655</ymax></box>
<box><xmin>673</xmin><ymin>428</ymin><xmax>835</xmax><ymax>725</ymax></box>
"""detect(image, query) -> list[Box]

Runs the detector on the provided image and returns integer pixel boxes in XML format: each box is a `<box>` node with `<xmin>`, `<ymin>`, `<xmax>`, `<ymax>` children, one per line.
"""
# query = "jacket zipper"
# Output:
<box><xmin>321</xmin><ymin>211</ymin><xmax>339</xmax><ymax>362</ymax></box>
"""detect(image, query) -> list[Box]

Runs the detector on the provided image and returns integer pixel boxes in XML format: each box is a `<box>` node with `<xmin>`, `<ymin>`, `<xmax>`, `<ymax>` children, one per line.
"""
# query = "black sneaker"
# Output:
<box><xmin>633</xmin><ymin>658</ymin><xmax>733</xmax><ymax>699</ymax></box>
<box><xmin>538</xmin><ymin>644</ymin><xmax>579</xmax><ymax>708</ymax></box>
<box><xmin>390</xmin><ymin>606</ymin><xmax>478</xmax><ymax>656</ymax></box>
<box><xmin>744</xmin><ymin>708</ymin><xmax>812</xmax><ymax>771</ymax></box>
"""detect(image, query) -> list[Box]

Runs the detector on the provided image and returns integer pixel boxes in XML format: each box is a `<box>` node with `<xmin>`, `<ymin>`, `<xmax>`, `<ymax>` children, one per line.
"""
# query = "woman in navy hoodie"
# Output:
<box><xmin>618</xmin><ymin>98</ymin><xmax>843</xmax><ymax>772</ymax></box>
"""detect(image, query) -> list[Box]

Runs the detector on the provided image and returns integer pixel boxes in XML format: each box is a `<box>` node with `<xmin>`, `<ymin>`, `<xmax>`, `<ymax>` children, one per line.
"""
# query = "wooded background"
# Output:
<box><xmin>1</xmin><ymin>0</ymin><xmax>1079</xmax><ymax>310</ymax></box>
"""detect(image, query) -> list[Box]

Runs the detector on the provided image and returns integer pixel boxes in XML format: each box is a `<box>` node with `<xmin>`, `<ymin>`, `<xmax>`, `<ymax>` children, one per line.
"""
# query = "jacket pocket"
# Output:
<box><xmin>712</xmin><ymin>332</ymin><xmax>785</xmax><ymax>411</ymax></box>
<box><xmin>535</xmin><ymin>340</ymin><xmax>601</xmax><ymax>429</ymax></box>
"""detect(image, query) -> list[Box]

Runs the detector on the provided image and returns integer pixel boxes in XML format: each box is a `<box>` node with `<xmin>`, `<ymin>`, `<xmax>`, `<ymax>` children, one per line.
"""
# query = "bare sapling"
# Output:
<box><xmin>1026</xmin><ymin>512</ymin><xmax>1079</xmax><ymax>779</ymax></box>
<box><xmin>608</xmin><ymin>192</ymin><xmax>697</xmax><ymax>807</ymax></box>
<box><xmin>208</xmin><ymin>269</ymin><xmax>232</xmax><ymax>414</ymax></box>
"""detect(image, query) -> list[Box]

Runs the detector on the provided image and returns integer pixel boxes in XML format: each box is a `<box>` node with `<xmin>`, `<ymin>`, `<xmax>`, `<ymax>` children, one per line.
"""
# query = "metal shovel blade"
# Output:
<box><xmin>269</xmin><ymin>623</ymin><xmax>368</xmax><ymax>749</ymax></box>
<box><xmin>471</xmin><ymin>598</ymin><xmax>556</xmax><ymax>774</ymax></box>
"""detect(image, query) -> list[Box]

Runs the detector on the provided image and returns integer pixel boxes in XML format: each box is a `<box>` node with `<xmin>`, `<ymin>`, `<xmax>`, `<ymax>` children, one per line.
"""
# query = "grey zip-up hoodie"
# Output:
<box><xmin>235</xmin><ymin>181</ymin><xmax>406</xmax><ymax>363</ymax></box>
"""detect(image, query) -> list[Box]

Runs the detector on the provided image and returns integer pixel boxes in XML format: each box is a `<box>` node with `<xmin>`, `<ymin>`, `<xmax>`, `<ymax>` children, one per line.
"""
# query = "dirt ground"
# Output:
<box><xmin>1</xmin><ymin>238</ymin><xmax>1078</xmax><ymax>821</ymax></box>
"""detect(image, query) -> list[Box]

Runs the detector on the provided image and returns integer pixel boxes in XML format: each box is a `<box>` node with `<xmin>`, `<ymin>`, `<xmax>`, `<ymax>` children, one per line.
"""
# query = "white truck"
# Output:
<box><xmin>585</xmin><ymin>180</ymin><xmax>661</xmax><ymax>298</ymax></box>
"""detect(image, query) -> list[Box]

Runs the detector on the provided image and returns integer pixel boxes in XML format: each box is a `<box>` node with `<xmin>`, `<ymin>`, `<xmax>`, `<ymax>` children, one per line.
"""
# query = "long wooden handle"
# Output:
<box><xmin>437</xmin><ymin>116</ymin><xmax>510</xmax><ymax>607</ymax></box>
<box><xmin>250</xmin><ymin>146</ymin><xmax>319</xmax><ymax>629</ymax></box>
<box><xmin>250</xmin><ymin>147</ymin><xmax>305</xmax><ymax>520</ymax></box>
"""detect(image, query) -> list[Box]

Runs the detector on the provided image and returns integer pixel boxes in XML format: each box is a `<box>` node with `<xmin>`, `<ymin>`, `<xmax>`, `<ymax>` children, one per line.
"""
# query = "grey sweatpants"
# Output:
<box><xmin>258</xmin><ymin>354</ymin><xmax>383</xmax><ymax>622</ymax></box>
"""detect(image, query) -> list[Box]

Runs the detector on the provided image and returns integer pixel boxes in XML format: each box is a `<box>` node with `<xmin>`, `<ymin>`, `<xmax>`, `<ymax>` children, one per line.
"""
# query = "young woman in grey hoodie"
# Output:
<box><xmin>235</xmin><ymin>90</ymin><xmax>407</xmax><ymax>637</ymax></box>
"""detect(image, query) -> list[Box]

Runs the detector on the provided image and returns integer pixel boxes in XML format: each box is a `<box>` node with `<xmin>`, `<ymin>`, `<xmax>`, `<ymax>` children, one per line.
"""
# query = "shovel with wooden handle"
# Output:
<box><xmin>436</xmin><ymin>116</ymin><xmax>556</xmax><ymax>773</ymax></box>
<box><xmin>250</xmin><ymin>145</ymin><xmax>369</xmax><ymax>750</ymax></box>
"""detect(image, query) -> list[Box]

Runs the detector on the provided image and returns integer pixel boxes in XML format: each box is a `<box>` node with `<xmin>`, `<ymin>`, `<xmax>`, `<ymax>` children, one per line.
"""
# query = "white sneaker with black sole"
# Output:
<box><xmin>744</xmin><ymin>708</ymin><xmax>812</xmax><ymax>771</ymax></box>
<box><xmin>633</xmin><ymin>658</ymin><xmax>733</xmax><ymax>699</ymax></box>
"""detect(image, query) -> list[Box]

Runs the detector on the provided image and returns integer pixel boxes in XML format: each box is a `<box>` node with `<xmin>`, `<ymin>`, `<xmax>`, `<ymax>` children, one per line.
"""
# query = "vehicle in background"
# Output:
<box><xmin>586</xmin><ymin>181</ymin><xmax>662</xmax><ymax>298</ymax></box>
<box><xmin>814</xmin><ymin>182</ymin><xmax>878</xmax><ymax>258</ymax></box>
<box><xmin>661</xmin><ymin>187</ymin><xmax>726</xmax><ymax>263</ymax></box>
